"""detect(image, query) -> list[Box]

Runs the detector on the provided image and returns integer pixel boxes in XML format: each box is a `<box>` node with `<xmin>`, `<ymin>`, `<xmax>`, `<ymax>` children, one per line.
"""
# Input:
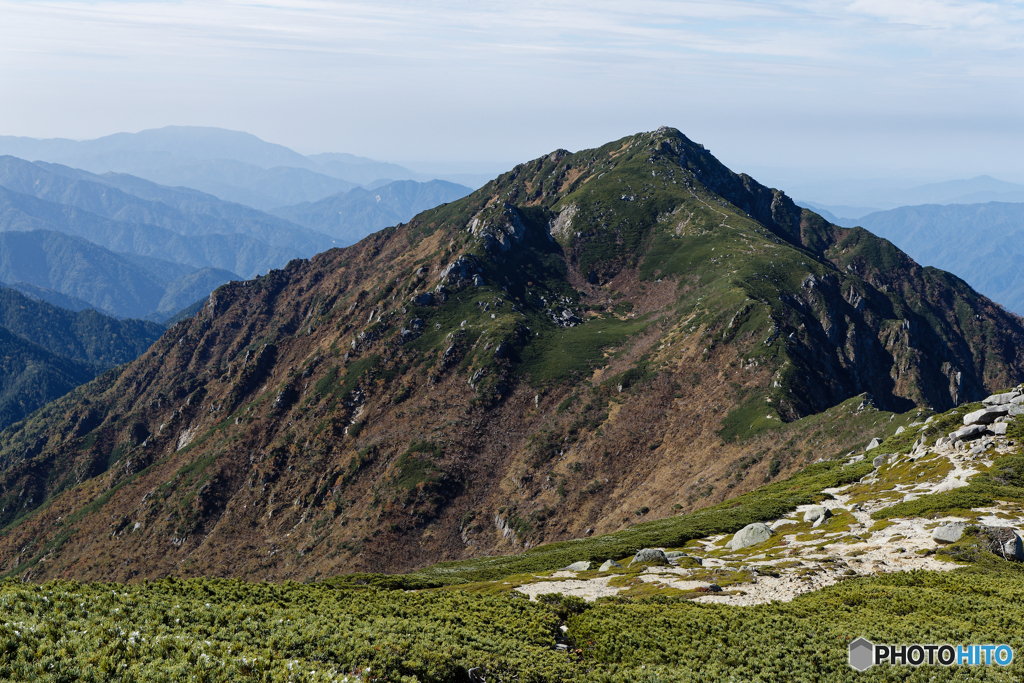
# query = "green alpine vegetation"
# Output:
<box><xmin>3</xmin><ymin>425</ymin><xmax>1024</xmax><ymax>682</ymax></box>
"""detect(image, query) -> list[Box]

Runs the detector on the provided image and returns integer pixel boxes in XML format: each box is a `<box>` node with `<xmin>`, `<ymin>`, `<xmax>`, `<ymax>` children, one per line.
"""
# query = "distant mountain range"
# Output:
<box><xmin>0</xmin><ymin>230</ymin><xmax>237</xmax><ymax>320</ymax></box>
<box><xmin>5</xmin><ymin>281</ymin><xmax>96</xmax><ymax>312</ymax></box>
<box><xmin>0</xmin><ymin>150</ymin><xmax>481</xmax><ymax>319</ymax></box>
<box><xmin>0</xmin><ymin>126</ymin><xmax>496</xmax><ymax>210</ymax></box>
<box><xmin>112</xmin><ymin>159</ymin><xmax>361</xmax><ymax>212</ymax></box>
<box><xmin>0</xmin><ymin>156</ymin><xmax>334</xmax><ymax>263</ymax></box>
<box><xmin>800</xmin><ymin>175</ymin><xmax>1024</xmax><ymax>218</ymax></box>
<box><xmin>0</xmin><ymin>287</ymin><xmax>163</xmax><ymax>431</ymax></box>
<box><xmin>272</xmin><ymin>179</ymin><xmax>472</xmax><ymax>243</ymax></box>
<box><xmin>0</xmin><ymin>127</ymin><xmax>494</xmax><ymax>438</ymax></box>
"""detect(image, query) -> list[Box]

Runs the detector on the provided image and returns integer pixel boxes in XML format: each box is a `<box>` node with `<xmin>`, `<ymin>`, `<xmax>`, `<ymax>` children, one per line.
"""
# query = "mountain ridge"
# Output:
<box><xmin>0</xmin><ymin>127</ymin><xmax>1021</xmax><ymax>583</ymax></box>
<box><xmin>0</xmin><ymin>229</ymin><xmax>238</xmax><ymax>320</ymax></box>
<box><xmin>0</xmin><ymin>286</ymin><xmax>164</xmax><ymax>431</ymax></box>
<box><xmin>822</xmin><ymin>201</ymin><xmax>1024</xmax><ymax>316</ymax></box>
<box><xmin>0</xmin><ymin>127</ymin><xmax>495</xmax><ymax>205</ymax></box>
<box><xmin>270</xmin><ymin>179</ymin><xmax>472</xmax><ymax>244</ymax></box>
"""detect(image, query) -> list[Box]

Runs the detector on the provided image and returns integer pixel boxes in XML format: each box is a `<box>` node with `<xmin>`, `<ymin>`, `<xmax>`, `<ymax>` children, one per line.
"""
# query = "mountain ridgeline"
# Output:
<box><xmin>826</xmin><ymin>202</ymin><xmax>1024</xmax><ymax>316</ymax></box>
<box><xmin>0</xmin><ymin>155</ymin><xmax>332</xmax><ymax>277</ymax></box>
<box><xmin>0</xmin><ymin>128</ymin><xmax>1022</xmax><ymax>583</ymax></box>
<box><xmin>0</xmin><ymin>287</ymin><xmax>164</xmax><ymax>431</ymax></box>
<box><xmin>270</xmin><ymin>179</ymin><xmax>472</xmax><ymax>244</ymax></box>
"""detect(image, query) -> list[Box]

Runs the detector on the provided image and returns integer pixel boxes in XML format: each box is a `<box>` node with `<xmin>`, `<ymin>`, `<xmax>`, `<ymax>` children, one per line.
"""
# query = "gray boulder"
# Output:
<box><xmin>974</xmin><ymin>526</ymin><xmax>1024</xmax><ymax>561</ymax></box>
<box><xmin>951</xmin><ymin>425</ymin><xmax>988</xmax><ymax>441</ymax></box>
<box><xmin>629</xmin><ymin>548</ymin><xmax>670</xmax><ymax>567</ymax></box>
<box><xmin>963</xmin><ymin>406</ymin><xmax>1010</xmax><ymax>426</ymax></box>
<box><xmin>562</xmin><ymin>561</ymin><xmax>592</xmax><ymax>571</ymax></box>
<box><xmin>984</xmin><ymin>391</ymin><xmax>1021</xmax><ymax>405</ymax></box>
<box><xmin>996</xmin><ymin>532</ymin><xmax>1024</xmax><ymax>561</ymax></box>
<box><xmin>866</xmin><ymin>438</ymin><xmax>882</xmax><ymax>450</ymax></box>
<box><xmin>873</xmin><ymin>453</ymin><xmax>892</xmax><ymax>467</ymax></box>
<box><xmin>598</xmin><ymin>559</ymin><xmax>623</xmax><ymax>572</ymax></box>
<box><xmin>1010</xmin><ymin>404</ymin><xmax>1024</xmax><ymax>416</ymax></box>
<box><xmin>844</xmin><ymin>455</ymin><xmax>865</xmax><ymax>467</ymax></box>
<box><xmin>804</xmin><ymin>506</ymin><xmax>833</xmax><ymax>525</ymax></box>
<box><xmin>991</xmin><ymin>423</ymin><xmax>1008</xmax><ymax>436</ymax></box>
<box><xmin>727</xmin><ymin>523</ymin><xmax>773</xmax><ymax>551</ymax></box>
<box><xmin>932</xmin><ymin>521</ymin><xmax>968</xmax><ymax>544</ymax></box>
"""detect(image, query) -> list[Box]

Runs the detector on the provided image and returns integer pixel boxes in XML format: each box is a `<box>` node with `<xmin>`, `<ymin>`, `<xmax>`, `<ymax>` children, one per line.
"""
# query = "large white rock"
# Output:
<box><xmin>984</xmin><ymin>391</ymin><xmax>1021</xmax><ymax>405</ymax></box>
<box><xmin>866</xmin><ymin>438</ymin><xmax>882</xmax><ymax>450</ymax></box>
<box><xmin>964</xmin><ymin>406</ymin><xmax>1010</xmax><ymax>426</ymax></box>
<box><xmin>727</xmin><ymin>523</ymin><xmax>774</xmax><ymax>551</ymax></box>
<box><xmin>980</xmin><ymin>527</ymin><xmax>1024</xmax><ymax>562</ymax></box>
<box><xmin>991</xmin><ymin>423</ymin><xmax>1009</xmax><ymax>436</ymax></box>
<box><xmin>629</xmin><ymin>548</ymin><xmax>669</xmax><ymax>567</ymax></box>
<box><xmin>932</xmin><ymin>522</ymin><xmax>968</xmax><ymax>544</ymax></box>
<box><xmin>952</xmin><ymin>425</ymin><xmax>988</xmax><ymax>441</ymax></box>
<box><xmin>598</xmin><ymin>559</ymin><xmax>623</xmax><ymax>572</ymax></box>
<box><xmin>563</xmin><ymin>561</ymin><xmax>592</xmax><ymax>571</ymax></box>
<box><xmin>804</xmin><ymin>506</ymin><xmax>833</xmax><ymax>525</ymax></box>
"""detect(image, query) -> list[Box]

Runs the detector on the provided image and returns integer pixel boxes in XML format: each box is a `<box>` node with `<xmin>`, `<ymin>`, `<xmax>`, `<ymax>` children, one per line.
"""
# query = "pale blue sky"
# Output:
<box><xmin>1</xmin><ymin>0</ymin><xmax>1022</xmax><ymax>184</ymax></box>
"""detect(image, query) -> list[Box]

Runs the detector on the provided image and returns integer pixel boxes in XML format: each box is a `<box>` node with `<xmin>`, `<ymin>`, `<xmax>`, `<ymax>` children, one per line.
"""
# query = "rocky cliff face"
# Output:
<box><xmin>1</xmin><ymin>127</ymin><xmax>1022</xmax><ymax>582</ymax></box>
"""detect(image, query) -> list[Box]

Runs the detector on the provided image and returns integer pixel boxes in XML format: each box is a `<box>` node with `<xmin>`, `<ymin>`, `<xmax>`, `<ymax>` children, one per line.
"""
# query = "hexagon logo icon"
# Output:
<box><xmin>849</xmin><ymin>637</ymin><xmax>874</xmax><ymax>671</ymax></box>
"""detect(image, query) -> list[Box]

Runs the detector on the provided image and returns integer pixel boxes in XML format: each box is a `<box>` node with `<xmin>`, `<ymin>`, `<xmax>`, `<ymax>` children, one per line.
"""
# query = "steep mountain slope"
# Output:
<box><xmin>0</xmin><ymin>328</ymin><xmax>97</xmax><ymax>433</ymax></box>
<box><xmin>271</xmin><ymin>179</ymin><xmax>472</xmax><ymax>244</ymax></box>
<box><xmin>0</xmin><ymin>230</ymin><xmax>237</xmax><ymax>320</ymax></box>
<box><xmin>0</xmin><ymin>128</ymin><xmax>1021</xmax><ymax>583</ymax></box>
<box><xmin>0</xmin><ymin>287</ymin><xmax>164</xmax><ymax>431</ymax></box>
<box><xmin>835</xmin><ymin>202</ymin><xmax>1024</xmax><ymax>316</ymax></box>
<box><xmin>0</xmin><ymin>287</ymin><xmax>163</xmax><ymax>368</ymax></box>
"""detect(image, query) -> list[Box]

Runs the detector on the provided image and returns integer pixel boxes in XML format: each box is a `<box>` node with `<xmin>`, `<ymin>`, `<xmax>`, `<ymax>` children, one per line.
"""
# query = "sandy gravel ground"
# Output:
<box><xmin>513</xmin><ymin>432</ymin><xmax>1024</xmax><ymax>606</ymax></box>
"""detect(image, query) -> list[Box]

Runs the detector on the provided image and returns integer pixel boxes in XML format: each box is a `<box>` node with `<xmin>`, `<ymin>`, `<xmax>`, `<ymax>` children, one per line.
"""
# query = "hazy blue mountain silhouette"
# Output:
<box><xmin>272</xmin><ymin>179</ymin><xmax>472</xmax><ymax>244</ymax></box>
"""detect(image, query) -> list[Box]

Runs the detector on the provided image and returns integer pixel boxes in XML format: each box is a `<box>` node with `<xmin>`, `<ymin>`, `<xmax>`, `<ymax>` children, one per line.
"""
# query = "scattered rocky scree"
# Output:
<box><xmin>512</xmin><ymin>386</ymin><xmax>1024</xmax><ymax>606</ymax></box>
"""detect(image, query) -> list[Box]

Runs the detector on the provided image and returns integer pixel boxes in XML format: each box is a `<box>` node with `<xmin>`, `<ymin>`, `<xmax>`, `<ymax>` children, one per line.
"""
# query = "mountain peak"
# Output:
<box><xmin>0</xmin><ymin>128</ymin><xmax>1022</xmax><ymax>583</ymax></box>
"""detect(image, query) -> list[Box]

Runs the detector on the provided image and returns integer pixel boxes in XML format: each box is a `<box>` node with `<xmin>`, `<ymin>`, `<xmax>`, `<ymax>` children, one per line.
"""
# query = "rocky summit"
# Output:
<box><xmin>1</xmin><ymin>127</ymin><xmax>1023</xmax><ymax>583</ymax></box>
